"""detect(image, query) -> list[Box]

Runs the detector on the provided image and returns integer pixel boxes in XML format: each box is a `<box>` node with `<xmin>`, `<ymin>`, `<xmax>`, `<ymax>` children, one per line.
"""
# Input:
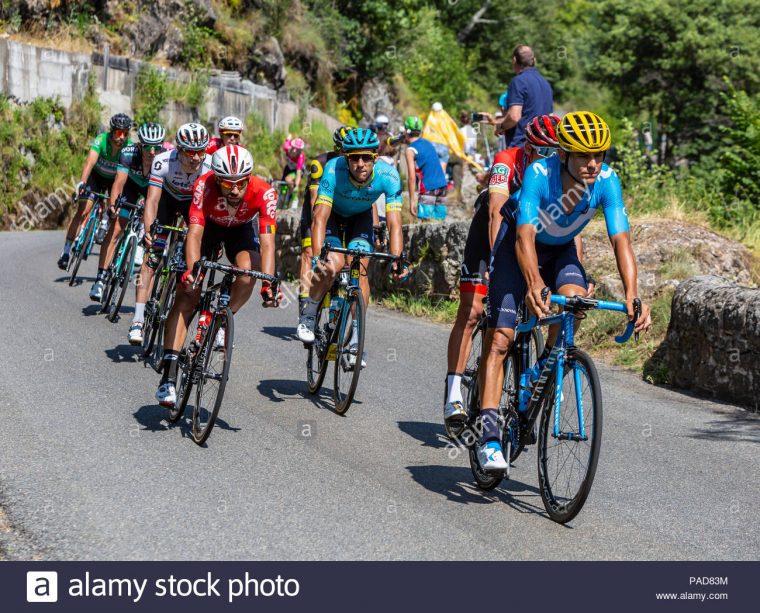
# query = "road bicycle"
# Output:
<box><xmin>168</xmin><ymin>258</ymin><xmax>280</xmax><ymax>445</ymax></box>
<box><xmin>466</xmin><ymin>291</ymin><xmax>640</xmax><ymax>523</ymax></box>
<box><xmin>306</xmin><ymin>244</ymin><xmax>403</xmax><ymax>415</ymax></box>
<box><xmin>271</xmin><ymin>180</ymin><xmax>293</xmax><ymax>210</ymax></box>
<box><xmin>455</xmin><ymin>295</ymin><xmax>544</xmax><ymax>437</ymax></box>
<box><xmin>142</xmin><ymin>222</ymin><xmax>187</xmax><ymax>369</ymax></box>
<box><xmin>67</xmin><ymin>188</ymin><xmax>109</xmax><ymax>286</ymax></box>
<box><xmin>101</xmin><ymin>198</ymin><xmax>143</xmax><ymax>323</ymax></box>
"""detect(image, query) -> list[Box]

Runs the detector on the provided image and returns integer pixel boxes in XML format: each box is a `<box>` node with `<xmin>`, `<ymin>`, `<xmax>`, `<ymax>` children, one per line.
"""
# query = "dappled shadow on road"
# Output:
<box><xmin>256</xmin><ymin>378</ymin><xmax>342</xmax><ymax>413</ymax></box>
<box><xmin>81</xmin><ymin>304</ymin><xmax>103</xmax><ymax>316</ymax></box>
<box><xmin>688</xmin><ymin>411</ymin><xmax>760</xmax><ymax>444</ymax></box>
<box><xmin>405</xmin><ymin>465</ymin><xmax>547</xmax><ymax>517</ymax></box>
<box><xmin>259</xmin><ymin>326</ymin><xmax>298</xmax><ymax>342</ymax></box>
<box><xmin>397</xmin><ymin>420</ymin><xmax>450</xmax><ymax>449</ymax></box>
<box><xmin>132</xmin><ymin>404</ymin><xmax>241</xmax><ymax>441</ymax></box>
<box><xmin>53</xmin><ymin>275</ymin><xmax>97</xmax><ymax>285</ymax></box>
<box><xmin>133</xmin><ymin>404</ymin><xmax>171</xmax><ymax>433</ymax></box>
<box><xmin>104</xmin><ymin>344</ymin><xmax>142</xmax><ymax>363</ymax></box>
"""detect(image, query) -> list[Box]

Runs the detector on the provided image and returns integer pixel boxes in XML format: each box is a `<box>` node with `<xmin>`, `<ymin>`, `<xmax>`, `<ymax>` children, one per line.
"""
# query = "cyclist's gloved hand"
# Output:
<box><xmin>391</xmin><ymin>259</ymin><xmax>410</xmax><ymax>283</ymax></box>
<box><xmin>585</xmin><ymin>276</ymin><xmax>597</xmax><ymax>298</ymax></box>
<box><xmin>312</xmin><ymin>256</ymin><xmax>327</xmax><ymax>274</ymax></box>
<box><xmin>260</xmin><ymin>280</ymin><xmax>281</xmax><ymax>307</ymax></box>
<box><xmin>181</xmin><ymin>269</ymin><xmax>203</xmax><ymax>288</ymax></box>
<box><xmin>75</xmin><ymin>181</ymin><xmax>86</xmax><ymax>197</ymax></box>
<box><xmin>527</xmin><ymin>284</ymin><xmax>551</xmax><ymax>317</ymax></box>
<box><xmin>143</xmin><ymin>231</ymin><xmax>154</xmax><ymax>248</ymax></box>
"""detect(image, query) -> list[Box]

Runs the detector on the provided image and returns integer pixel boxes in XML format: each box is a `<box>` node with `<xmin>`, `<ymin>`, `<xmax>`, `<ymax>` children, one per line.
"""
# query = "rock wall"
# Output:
<box><xmin>0</xmin><ymin>37</ymin><xmax>340</xmax><ymax>133</ymax></box>
<box><xmin>275</xmin><ymin>213</ymin><xmax>756</xmax><ymax>300</ymax></box>
<box><xmin>661</xmin><ymin>276</ymin><xmax>760</xmax><ymax>408</ymax></box>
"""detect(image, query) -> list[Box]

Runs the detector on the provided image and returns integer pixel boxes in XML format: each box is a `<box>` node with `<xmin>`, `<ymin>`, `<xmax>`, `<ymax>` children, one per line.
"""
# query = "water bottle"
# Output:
<box><xmin>195</xmin><ymin>310</ymin><xmax>212</xmax><ymax>343</ymax></box>
<box><xmin>518</xmin><ymin>359</ymin><xmax>545</xmax><ymax>411</ymax></box>
<box><xmin>328</xmin><ymin>294</ymin><xmax>342</xmax><ymax>326</ymax></box>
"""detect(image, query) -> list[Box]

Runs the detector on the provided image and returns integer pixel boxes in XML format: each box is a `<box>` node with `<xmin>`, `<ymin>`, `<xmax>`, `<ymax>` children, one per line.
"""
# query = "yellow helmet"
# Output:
<box><xmin>557</xmin><ymin>111</ymin><xmax>611</xmax><ymax>153</ymax></box>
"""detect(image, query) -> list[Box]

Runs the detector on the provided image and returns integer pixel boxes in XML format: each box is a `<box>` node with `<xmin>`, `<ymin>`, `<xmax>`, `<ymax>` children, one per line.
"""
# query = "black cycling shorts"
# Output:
<box><xmin>460</xmin><ymin>190</ymin><xmax>489</xmax><ymax>293</ymax></box>
<box><xmin>200</xmin><ymin>220</ymin><xmax>260</xmax><ymax>262</ymax></box>
<box><xmin>156</xmin><ymin>191</ymin><xmax>192</xmax><ymax>226</ymax></box>
<box><xmin>84</xmin><ymin>172</ymin><xmax>113</xmax><ymax>198</ymax></box>
<box><xmin>324</xmin><ymin>207</ymin><xmax>374</xmax><ymax>252</ymax></box>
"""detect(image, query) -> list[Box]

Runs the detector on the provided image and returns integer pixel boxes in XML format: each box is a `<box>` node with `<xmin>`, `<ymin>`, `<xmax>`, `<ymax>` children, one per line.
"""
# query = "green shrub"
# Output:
<box><xmin>133</xmin><ymin>65</ymin><xmax>168</xmax><ymax>125</ymax></box>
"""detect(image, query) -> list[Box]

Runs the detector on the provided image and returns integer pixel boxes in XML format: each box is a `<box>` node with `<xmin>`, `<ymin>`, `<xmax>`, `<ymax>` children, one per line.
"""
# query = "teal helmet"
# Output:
<box><xmin>342</xmin><ymin>128</ymin><xmax>379</xmax><ymax>152</ymax></box>
<box><xmin>404</xmin><ymin>116</ymin><xmax>423</xmax><ymax>133</ymax></box>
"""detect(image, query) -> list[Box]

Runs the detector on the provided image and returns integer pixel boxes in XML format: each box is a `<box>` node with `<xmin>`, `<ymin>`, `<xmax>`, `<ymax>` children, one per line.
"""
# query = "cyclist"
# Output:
<box><xmin>402</xmin><ymin>116</ymin><xmax>448</xmax><ymax>221</ymax></box>
<box><xmin>281</xmin><ymin>136</ymin><xmax>306</xmax><ymax>208</ymax></box>
<box><xmin>296</xmin><ymin>128</ymin><xmax>408</xmax><ymax>368</ymax></box>
<box><xmin>155</xmin><ymin>145</ymin><xmax>279</xmax><ymax>406</ymax></box>
<box><xmin>89</xmin><ymin>123</ymin><xmax>170</xmax><ymax>301</ymax></box>
<box><xmin>57</xmin><ymin>113</ymin><xmax>132</xmax><ymax>270</ymax></box>
<box><xmin>443</xmin><ymin>114</ymin><xmax>562</xmax><ymax>435</ymax></box>
<box><xmin>127</xmin><ymin>123</ymin><xmax>212</xmax><ymax>345</ymax></box>
<box><xmin>206</xmin><ymin>116</ymin><xmax>244</xmax><ymax>155</ymax></box>
<box><xmin>476</xmin><ymin>111</ymin><xmax>652</xmax><ymax>471</ymax></box>
<box><xmin>298</xmin><ymin>126</ymin><xmax>349</xmax><ymax>314</ymax></box>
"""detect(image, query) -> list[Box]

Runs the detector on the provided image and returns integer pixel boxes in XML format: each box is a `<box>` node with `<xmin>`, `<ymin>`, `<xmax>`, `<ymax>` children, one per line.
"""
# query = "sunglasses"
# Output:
<box><xmin>534</xmin><ymin>146</ymin><xmax>558</xmax><ymax>158</ymax></box>
<box><xmin>112</xmin><ymin>129</ymin><xmax>129</xmax><ymax>138</ymax></box>
<box><xmin>220</xmin><ymin>131</ymin><xmax>241</xmax><ymax>137</ymax></box>
<box><xmin>347</xmin><ymin>153</ymin><xmax>377</xmax><ymax>163</ymax></box>
<box><xmin>143</xmin><ymin>145</ymin><xmax>163</xmax><ymax>153</ymax></box>
<box><xmin>180</xmin><ymin>148</ymin><xmax>204</xmax><ymax>157</ymax></box>
<box><xmin>217</xmin><ymin>178</ymin><xmax>249</xmax><ymax>190</ymax></box>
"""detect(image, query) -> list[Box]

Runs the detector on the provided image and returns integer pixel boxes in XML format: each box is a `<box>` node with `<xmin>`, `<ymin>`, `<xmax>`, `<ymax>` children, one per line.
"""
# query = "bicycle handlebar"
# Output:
<box><xmin>319</xmin><ymin>243</ymin><xmax>404</xmax><ymax>263</ymax></box>
<box><xmin>150</xmin><ymin>222</ymin><xmax>187</xmax><ymax>237</ymax></box>
<box><xmin>519</xmin><ymin>294</ymin><xmax>641</xmax><ymax>344</ymax></box>
<box><xmin>193</xmin><ymin>258</ymin><xmax>280</xmax><ymax>284</ymax></box>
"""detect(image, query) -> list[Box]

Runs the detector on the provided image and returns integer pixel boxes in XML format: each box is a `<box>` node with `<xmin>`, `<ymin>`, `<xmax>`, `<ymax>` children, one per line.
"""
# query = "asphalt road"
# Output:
<box><xmin>0</xmin><ymin>230</ymin><xmax>758</xmax><ymax>560</ymax></box>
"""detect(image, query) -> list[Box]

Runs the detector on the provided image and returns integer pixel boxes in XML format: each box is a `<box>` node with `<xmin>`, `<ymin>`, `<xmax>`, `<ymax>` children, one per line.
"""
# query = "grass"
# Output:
<box><xmin>378</xmin><ymin>292</ymin><xmax>459</xmax><ymax>324</ymax></box>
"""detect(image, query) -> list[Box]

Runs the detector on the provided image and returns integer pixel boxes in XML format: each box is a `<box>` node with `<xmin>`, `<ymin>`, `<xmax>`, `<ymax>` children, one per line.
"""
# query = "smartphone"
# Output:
<box><xmin>471</xmin><ymin>112</ymin><xmax>485</xmax><ymax>122</ymax></box>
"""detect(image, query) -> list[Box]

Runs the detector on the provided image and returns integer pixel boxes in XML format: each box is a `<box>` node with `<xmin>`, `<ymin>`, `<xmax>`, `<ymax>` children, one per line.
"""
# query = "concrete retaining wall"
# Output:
<box><xmin>0</xmin><ymin>37</ymin><xmax>340</xmax><ymax>133</ymax></box>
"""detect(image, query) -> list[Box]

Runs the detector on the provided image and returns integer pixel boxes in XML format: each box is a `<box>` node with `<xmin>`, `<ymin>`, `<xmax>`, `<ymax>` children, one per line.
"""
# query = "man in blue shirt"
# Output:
<box><xmin>501</xmin><ymin>45</ymin><xmax>553</xmax><ymax>148</ymax></box>
<box><xmin>403</xmin><ymin>116</ymin><xmax>449</xmax><ymax>220</ymax></box>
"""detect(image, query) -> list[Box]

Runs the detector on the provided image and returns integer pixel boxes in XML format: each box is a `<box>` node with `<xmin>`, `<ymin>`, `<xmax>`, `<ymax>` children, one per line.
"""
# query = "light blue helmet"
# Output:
<box><xmin>341</xmin><ymin>128</ymin><xmax>379</xmax><ymax>152</ymax></box>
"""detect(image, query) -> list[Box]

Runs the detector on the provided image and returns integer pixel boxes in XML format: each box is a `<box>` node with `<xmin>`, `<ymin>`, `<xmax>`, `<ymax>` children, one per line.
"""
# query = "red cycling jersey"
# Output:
<box><xmin>205</xmin><ymin>137</ymin><xmax>223</xmax><ymax>156</ymax></box>
<box><xmin>488</xmin><ymin>146</ymin><xmax>526</xmax><ymax>197</ymax></box>
<box><xmin>189</xmin><ymin>171</ymin><xmax>277</xmax><ymax>234</ymax></box>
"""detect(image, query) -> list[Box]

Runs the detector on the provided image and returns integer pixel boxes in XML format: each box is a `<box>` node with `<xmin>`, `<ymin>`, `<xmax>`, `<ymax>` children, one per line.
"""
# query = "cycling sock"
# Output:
<box><xmin>62</xmin><ymin>241</ymin><xmax>72</xmax><ymax>256</ymax></box>
<box><xmin>133</xmin><ymin>303</ymin><xmax>145</xmax><ymax>323</ymax></box>
<box><xmin>96</xmin><ymin>268</ymin><xmax>106</xmax><ymax>281</ymax></box>
<box><xmin>349</xmin><ymin>320</ymin><xmax>359</xmax><ymax>346</ymax></box>
<box><xmin>301</xmin><ymin>297</ymin><xmax>320</xmax><ymax>319</ymax></box>
<box><xmin>479</xmin><ymin>408</ymin><xmax>500</xmax><ymax>444</ymax></box>
<box><xmin>446</xmin><ymin>372</ymin><xmax>463</xmax><ymax>405</ymax></box>
<box><xmin>160</xmin><ymin>351</ymin><xmax>179</xmax><ymax>385</ymax></box>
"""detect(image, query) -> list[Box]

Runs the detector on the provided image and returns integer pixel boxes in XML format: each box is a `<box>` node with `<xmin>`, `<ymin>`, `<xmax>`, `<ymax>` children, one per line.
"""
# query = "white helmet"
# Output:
<box><xmin>218</xmin><ymin>116</ymin><xmax>244</xmax><ymax>133</ymax></box>
<box><xmin>211</xmin><ymin>145</ymin><xmax>253</xmax><ymax>180</ymax></box>
<box><xmin>375</xmin><ymin>114</ymin><xmax>389</xmax><ymax>126</ymax></box>
<box><xmin>137</xmin><ymin>122</ymin><xmax>166</xmax><ymax>145</ymax></box>
<box><xmin>175</xmin><ymin>123</ymin><xmax>209</xmax><ymax>151</ymax></box>
<box><xmin>431</xmin><ymin>102</ymin><xmax>443</xmax><ymax>112</ymax></box>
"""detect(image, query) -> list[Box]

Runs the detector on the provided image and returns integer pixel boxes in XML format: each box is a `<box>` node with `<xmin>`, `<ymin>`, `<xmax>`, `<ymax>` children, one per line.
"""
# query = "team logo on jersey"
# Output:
<box><xmin>215</xmin><ymin>197</ymin><xmax>227</xmax><ymax>211</ymax></box>
<box><xmin>152</xmin><ymin>161</ymin><xmax>162</xmax><ymax>171</ymax></box>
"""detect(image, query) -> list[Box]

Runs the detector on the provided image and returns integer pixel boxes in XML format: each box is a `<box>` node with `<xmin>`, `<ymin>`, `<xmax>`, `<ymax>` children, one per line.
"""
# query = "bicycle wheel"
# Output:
<box><xmin>107</xmin><ymin>235</ymin><xmax>137</xmax><ymax>323</ymax></box>
<box><xmin>68</xmin><ymin>218</ymin><xmax>95</xmax><ymax>286</ymax></box>
<box><xmin>169</xmin><ymin>309</ymin><xmax>200</xmax><ymax>423</ymax></box>
<box><xmin>190</xmin><ymin>307</ymin><xmax>234</xmax><ymax>445</ymax></box>
<box><xmin>142</xmin><ymin>260</ymin><xmax>168</xmax><ymax>357</ymax></box>
<box><xmin>460</xmin><ymin>317</ymin><xmax>485</xmax><ymax>412</ymax></box>
<box><xmin>504</xmin><ymin>327</ymin><xmax>545</xmax><ymax>463</ymax></box>
<box><xmin>333</xmin><ymin>290</ymin><xmax>365</xmax><ymax>415</ymax></box>
<box><xmin>306</xmin><ymin>300</ymin><xmax>329</xmax><ymax>394</ymax></box>
<box><xmin>150</xmin><ymin>272</ymin><xmax>177</xmax><ymax>370</ymax></box>
<box><xmin>100</xmin><ymin>234</ymin><xmax>126</xmax><ymax>313</ymax></box>
<box><xmin>537</xmin><ymin>348</ymin><xmax>602</xmax><ymax>524</ymax></box>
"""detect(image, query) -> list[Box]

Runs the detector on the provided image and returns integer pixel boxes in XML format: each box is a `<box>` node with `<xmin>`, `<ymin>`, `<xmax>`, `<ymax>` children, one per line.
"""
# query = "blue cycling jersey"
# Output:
<box><xmin>315</xmin><ymin>157</ymin><xmax>403</xmax><ymax>217</ymax></box>
<box><xmin>408</xmin><ymin>137</ymin><xmax>448</xmax><ymax>191</ymax></box>
<box><xmin>516</xmin><ymin>156</ymin><xmax>629</xmax><ymax>245</ymax></box>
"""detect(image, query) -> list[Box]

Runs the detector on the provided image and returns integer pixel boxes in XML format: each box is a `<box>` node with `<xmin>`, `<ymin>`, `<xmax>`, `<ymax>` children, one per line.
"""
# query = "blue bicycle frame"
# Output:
<box><xmin>516</xmin><ymin>295</ymin><xmax>637</xmax><ymax>441</ymax></box>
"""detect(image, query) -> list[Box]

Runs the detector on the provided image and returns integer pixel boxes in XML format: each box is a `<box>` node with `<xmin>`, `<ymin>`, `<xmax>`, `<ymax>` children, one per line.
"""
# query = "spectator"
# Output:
<box><xmin>425</xmin><ymin>102</ymin><xmax>451</xmax><ymax>173</ymax></box>
<box><xmin>403</xmin><ymin>115</ymin><xmax>449</xmax><ymax>221</ymax></box>
<box><xmin>500</xmin><ymin>45</ymin><xmax>553</xmax><ymax>147</ymax></box>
